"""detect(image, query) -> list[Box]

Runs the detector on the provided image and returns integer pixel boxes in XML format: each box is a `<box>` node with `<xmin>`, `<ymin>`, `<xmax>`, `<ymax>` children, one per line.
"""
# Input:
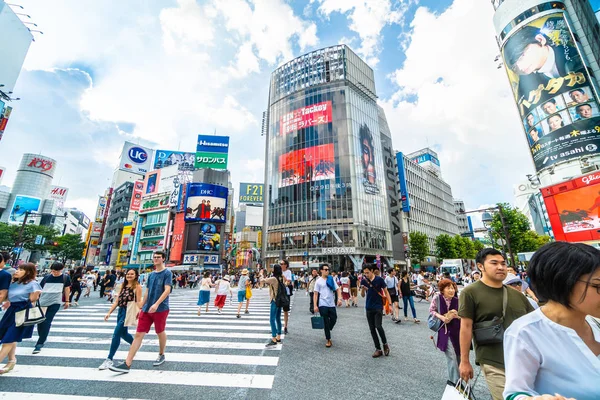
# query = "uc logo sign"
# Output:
<box><xmin>128</xmin><ymin>147</ymin><xmax>148</xmax><ymax>164</ymax></box>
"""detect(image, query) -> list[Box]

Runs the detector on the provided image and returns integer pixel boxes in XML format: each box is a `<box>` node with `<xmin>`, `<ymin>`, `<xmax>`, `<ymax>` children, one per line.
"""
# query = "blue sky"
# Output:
<box><xmin>3</xmin><ymin>0</ymin><xmax>537</xmax><ymax>220</ymax></box>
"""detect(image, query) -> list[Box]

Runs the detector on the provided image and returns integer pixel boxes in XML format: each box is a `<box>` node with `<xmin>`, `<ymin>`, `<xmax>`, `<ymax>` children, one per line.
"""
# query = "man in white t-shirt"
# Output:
<box><xmin>384</xmin><ymin>268</ymin><xmax>401</xmax><ymax>322</ymax></box>
<box><xmin>313</xmin><ymin>263</ymin><xmax>342</xmax><ymax>348</ymax></box>
<box><xmin>417</xmin><ymin>271</ymin><xmax>430</xmax><ymax>300</ymax></box>
<box><xmin>280</xmin><ymin>260</ymin><xmax>293</xmax><ymax>334</ymax></box>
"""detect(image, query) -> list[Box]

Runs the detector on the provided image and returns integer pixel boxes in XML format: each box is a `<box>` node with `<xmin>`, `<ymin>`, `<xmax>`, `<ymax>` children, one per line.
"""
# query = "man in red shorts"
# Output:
<box><xmin>110</xmin><ymin>250</ymin><xmax>173</xmax><ymax>373</ymax></box>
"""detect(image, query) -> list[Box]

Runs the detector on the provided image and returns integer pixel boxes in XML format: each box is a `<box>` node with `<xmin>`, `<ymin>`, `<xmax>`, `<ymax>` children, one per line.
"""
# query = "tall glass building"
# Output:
<box><xmin>263</xmin><ymin>45</ymin><xmax>403</xmax><ymax>271</ymax></box>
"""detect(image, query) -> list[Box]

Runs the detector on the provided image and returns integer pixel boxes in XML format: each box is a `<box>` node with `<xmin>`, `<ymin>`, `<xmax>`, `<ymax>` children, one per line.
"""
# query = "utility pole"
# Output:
<box><xmin>498</xmin><ymin>205</ymin><xmax>516</xmax><ymax>267</ymax></box>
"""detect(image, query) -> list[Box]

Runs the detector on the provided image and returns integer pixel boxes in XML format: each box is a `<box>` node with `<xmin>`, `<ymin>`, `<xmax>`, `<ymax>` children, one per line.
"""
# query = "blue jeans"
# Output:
<box><xmin>269</xmin><ymin>300</ymin><xmax>282</xmax><ymax>338</ymax></box>
<box><xmin>402</xmin><ymin>296</ymin><xmax>417</xmax><ymax>318</ymax></box>
<box><xmin>108</xmin><ymin>307</ymin><xmax>134</xmax><ymax>360</ymax></box>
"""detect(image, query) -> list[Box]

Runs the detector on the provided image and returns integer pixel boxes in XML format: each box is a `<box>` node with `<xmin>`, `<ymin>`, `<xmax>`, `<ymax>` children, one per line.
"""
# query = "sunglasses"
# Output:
<box><xmin>322</xmin><ymin>268</ymin><xmax>329</xmax><ymax>271</ymax></box>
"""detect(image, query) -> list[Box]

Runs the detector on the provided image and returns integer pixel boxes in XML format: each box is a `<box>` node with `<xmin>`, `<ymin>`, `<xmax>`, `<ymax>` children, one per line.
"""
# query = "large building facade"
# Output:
<box><xmin>494</xmin><ymin>0</ymin><xmax>600</xmax><ymax>244</ymax></box>
<box><xmin>396</xmin><ymin>150</ymin><xmax>459</xmax><ymax>254</ymax></box>
<box><xmin>263</xmin><ymin>45</ymin><xmax>401</xmax><ymax>271</ymax></box>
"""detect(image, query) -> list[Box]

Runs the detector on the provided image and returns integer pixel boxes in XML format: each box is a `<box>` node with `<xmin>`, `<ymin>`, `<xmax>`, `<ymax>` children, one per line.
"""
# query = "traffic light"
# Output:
<box><xmin>53</xmin><ymin>242</ymin><xmax>59</xmax><ymax>246</ymax></box>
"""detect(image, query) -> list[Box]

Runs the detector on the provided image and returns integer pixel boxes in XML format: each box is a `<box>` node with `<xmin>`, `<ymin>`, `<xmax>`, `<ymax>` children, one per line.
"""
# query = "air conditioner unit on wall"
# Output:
<box><xmin>581</xmin><ymin>164</ymin><xmax>599</xmax><ymax>174</ymax></box>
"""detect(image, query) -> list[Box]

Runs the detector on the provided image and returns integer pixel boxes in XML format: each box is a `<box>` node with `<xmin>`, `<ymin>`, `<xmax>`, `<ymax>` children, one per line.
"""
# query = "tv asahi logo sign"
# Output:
<box><xmin>582</xmin><ymin>173</ymin><xmax>600</xmax><ymax>185</ymax></box>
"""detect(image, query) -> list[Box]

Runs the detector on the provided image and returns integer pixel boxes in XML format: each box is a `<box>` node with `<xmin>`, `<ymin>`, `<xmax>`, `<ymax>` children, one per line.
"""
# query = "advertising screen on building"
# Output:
<box><xmin>198</xmin><ymin>223</ymin><xmax>220</xmax><ymax>251</ymax></box>
<box><xmin>195</xmin><ymin>151</ymin><xmax>228</xmax><ymax>169</ymax></box>
<box><xmin>245</xmin><ymin>205</ymin><xmax>263</xmax><ymax>227</ymax></box>
<box><xmin>278</xmin><ymin>144</ymin><xmax>335</xmax><ymax>187</ymax></box>
<box><xmin>541</xmin><ymin>173</ymin><xmax>600</xmax><ymax>242</ymax></box>
<box><xmin>501</xmin><ymin>12</ymin><xmax>600</xmax><ymax>171</ymax></box>
<box><xmin>144</xmin><ymin>170</ymin><xmax>161</xmax><ymax>195</ymax></box>
<box><xmin>184</xmin><ymin>183</ymin><xmax>228</xmax><ymax>223</ymax></box>
<box><xmin>153</xmin><ymin>150</ymin><xmax>195</xmax><ymax>171</ymax></box>
<box><xmin>280</xmin><ymin>101</ymin><xmax>332</xmax><ymax>135</ymax></box>
<box><xmin>9</xmin><ymin>195</ymin><xmax>41</xmax><ymax>225</ymax></box>
<box><xmin>239</xmin><ymin>183</ymin><xmax>264</xmax><ymax>204</ymax></box>
<box><xmin>357</xmin><ymin>123</ymin><xmax>380</xmax><ymax>194</ymax></box>
<box><xmin>130</xmin><ymin>180</ymin><xmax>144</xmax><ymax>212</ymax></box>
<box><xmin>119</xmin><ymin>141</ymin><xmax>153</xmax><ymax>175</ymax></box>
<box><xmin>197</xmin><ymin>135</ymin><xmax>230</xmax><ymax>153</ymax></box>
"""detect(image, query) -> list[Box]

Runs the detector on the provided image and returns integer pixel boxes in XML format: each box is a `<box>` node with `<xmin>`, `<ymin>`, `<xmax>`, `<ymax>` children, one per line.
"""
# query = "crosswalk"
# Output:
<box><xmin>1</xmin><ymin>288</ymin><xmax>285</xmax><ymax>399</ymax></box>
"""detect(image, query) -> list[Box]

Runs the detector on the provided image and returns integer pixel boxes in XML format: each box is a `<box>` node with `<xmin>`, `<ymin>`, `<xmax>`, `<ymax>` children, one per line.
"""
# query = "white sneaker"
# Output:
<box><xmin>217</xmin><ymin>309</ymin><xmax>222</xmax><ymax>314</ymax></box>
<box><xmin>99</xmin><ymin>359</ymin><xmax>113</xmax><ymax>370</ymax></box>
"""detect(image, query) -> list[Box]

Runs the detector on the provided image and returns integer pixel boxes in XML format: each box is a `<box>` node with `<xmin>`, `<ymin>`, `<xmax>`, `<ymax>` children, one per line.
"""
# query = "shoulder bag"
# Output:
<box><xmin>124</xmin><ymin>288</ymin><xmax>141</xmax><ymax>327</ymax></box>
<box><xmin>245</xmin><ymin>283</ymin><xmax>253</xmax><ymax>300</ymax></box>
<box><xmin>427</xmin><ymin>294</ymin><xmax>443</xmax><ymax>332</ymax></box>
<box><xmin>472</xmin><ymin>286</ymin><xmax>508</xmax><ymax>345</ymax></box>
<box><xmin>15</xmin><ymin>300</ymin><xmax>46</xmax><ymax>327</ymax></box>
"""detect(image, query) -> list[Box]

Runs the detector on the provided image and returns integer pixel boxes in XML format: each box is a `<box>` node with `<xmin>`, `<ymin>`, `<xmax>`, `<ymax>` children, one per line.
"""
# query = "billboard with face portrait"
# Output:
<box><xmin>357</xmin><ymin>123</ymin><xmax>381</xmax><ymax>195</ymax></box>
<box><xmin>278</xmin><ymin>144</ymin><xmax>335</xmax><ymax>187</ymax></box>
<box><xmin>184</xmin><ymin>183</ymin><xmax>228</xmax><ymax>223</ymax></box>
<box><xmin>153</xmin><ymin>150</ymin><xmax>195</xmax><ymax>171</ymax></box>
<box><xmin>502</xmin><ymin>12</ymin><xmax>600</xmax><ymax>171</ymax></box>
<box><xmin>185</xmin><ymin>223</ymin><xmax>221</xmax><ymax>252</ymax></box>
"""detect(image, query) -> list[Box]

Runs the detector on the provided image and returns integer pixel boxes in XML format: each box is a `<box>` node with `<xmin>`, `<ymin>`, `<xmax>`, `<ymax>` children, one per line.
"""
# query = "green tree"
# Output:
<box><xmin>489</xmin><ymin>203</ymin><xmax>533</xmax><ymax>261</ymax></box>
<box><xmin>409</xmin><ymin>232</ymin><xmax>429</xmax><ymax>265</ymax></box>
<box><xmin>473</xmin><ymin>240</ymin><xmax>485</xmax><ymax>254</ymax></box>
<box><xmin>21</xmin><ymin>225</ymin><xmax>59</xmax><ymax>252</ymax></box>
<box><xmin>453</xmin><ymin>235</ymin><xmax>468</xmax><ymax>259</ymax></box>
<box><xmin>0</xmin><ymin>223</ymin><xmax>18</xmax><ymax>250</ymax></box>
<box><xmin>464</xmin><ymin>237</ymin><xmax>477</xmax><ymax>259</ymax></box>
<box><xmin>435</xmin><ymin>234</ymin><xmax>457</xmax><ymax>261</ymax></box>
<box><xmin>520</xmin><ymin>231</ymin><xmax>552</xmax><ymax>252</ymax></box>
<box><xmin>48</xmin><ymin>234</ymin><xmax>86</xmax><ymax>264</ymax></box>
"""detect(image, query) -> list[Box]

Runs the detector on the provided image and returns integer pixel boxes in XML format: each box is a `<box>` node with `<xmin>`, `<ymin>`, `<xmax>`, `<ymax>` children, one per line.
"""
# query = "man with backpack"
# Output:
<box><xmin>264</xmin><ymin>264</ymin><xmax>288</xmax><ymax>347</ymax></box>
<box><xmin>313</xmin><ymin>263</ymin><xmax>342</xmax><ymax>348</ymax></box>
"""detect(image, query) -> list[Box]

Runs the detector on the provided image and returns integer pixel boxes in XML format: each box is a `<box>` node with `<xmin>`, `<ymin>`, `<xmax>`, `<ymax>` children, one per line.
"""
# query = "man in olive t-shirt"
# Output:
<box><xmin>458</xmin><ymin>248</ymin><xmax>534</xmax><ymax>400</ymax></box>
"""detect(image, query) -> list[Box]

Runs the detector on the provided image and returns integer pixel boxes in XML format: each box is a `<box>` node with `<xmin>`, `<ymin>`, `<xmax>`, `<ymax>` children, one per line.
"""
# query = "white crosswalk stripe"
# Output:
<box><xmin>1</xmin><ymin>288</ymin><xmax>291</xmax><ymax>399</ymax></box>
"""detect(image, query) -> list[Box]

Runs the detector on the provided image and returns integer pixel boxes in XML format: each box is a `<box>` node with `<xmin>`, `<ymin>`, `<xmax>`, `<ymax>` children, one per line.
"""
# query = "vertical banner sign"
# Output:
<box><xmin>501</xmin><ymin>12</ymin><xmax>600</xmax><ymax>171</ymax></box>
<box><xmin>396</xmin><ymin>152</ymin><xmax>411</xmax><ymax>212</ymax></box>
<box><xmin>130</xmin><ymin>180</ymin><xmax>144</xmax><ymax>212</ymax></box>
<box><xmin>195</xmin><ymin>135</ymin><xmax>230</xmax><ymax>170</ymax></box>
<box><xmin>382</xmin><ymin>137</ymin><xmax>404</xmax><ymax>261</ymax></box>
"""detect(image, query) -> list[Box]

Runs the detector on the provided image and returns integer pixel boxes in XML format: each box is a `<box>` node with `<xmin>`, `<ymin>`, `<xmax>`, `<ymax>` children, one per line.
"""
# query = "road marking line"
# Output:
<box><xmin>49</xmin><ymin>321</ymin><xmax>271</xmax><ymax>331</ymax></box>
<box><xmin>36</xmin><ymin>327</ymin><xmax>273</xmax><ymax>339</ymax></box>
<box><xmin>0</xmin><ymin>393</ymin><xmax>146</xmax><ymax>400</ymax></box>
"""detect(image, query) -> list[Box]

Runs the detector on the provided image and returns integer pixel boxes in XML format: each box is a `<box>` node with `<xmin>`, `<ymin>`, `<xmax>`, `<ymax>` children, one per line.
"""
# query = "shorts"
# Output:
<box><xmin>351</xmin><ymin>287</ymin><xmax>358</xmax><ymax>297</ymax></box>
<box><xmin>136</xmin><ymin>310</ymin><xmax>169</xmax><ymax>334</ymax></box>
<box><xmin>237</xmin><ymin>291</ymin><xmax>246</xmax><ymax>303</ymax></box>
<box><xmin>390</xmin><ymin>295</ymin><xmax>399</xmax><ymax>303</ymax></box>
<box><xmin>215</xmin><ymin>294</ymin><xmax>227</xmax><ymax>308</ymax></box>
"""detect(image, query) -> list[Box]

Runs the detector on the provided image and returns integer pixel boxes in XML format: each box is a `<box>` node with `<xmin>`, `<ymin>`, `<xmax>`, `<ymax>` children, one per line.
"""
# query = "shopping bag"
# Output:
<box><xmin>441</xmin><ymin>380</ymin><xmax>475</xmax><ymax>400</ymax></box>
<box><xmin>245</xmin><ymin>287</ymin><xmax>252</xmax><ymax>300</ymax></box>
<box><xmin>15</xmin><ymin>301</ymin><xmax>46</xmax><ymax>327</ymax></box>
<box><xmin>311</xmin><ymin>314</ymin><xmax>324</xmax><ymax>329</ymax></box>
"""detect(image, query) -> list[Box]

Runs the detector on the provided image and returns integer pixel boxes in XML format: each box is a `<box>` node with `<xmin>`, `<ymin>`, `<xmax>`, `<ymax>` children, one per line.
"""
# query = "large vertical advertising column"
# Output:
<box><xmin>502</xmin><ymin>11</ymin><xmax>600</xmax><ymax>171</ymax></box>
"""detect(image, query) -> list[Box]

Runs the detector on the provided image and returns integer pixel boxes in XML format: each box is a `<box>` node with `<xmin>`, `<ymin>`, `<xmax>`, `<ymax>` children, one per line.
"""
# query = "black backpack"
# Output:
<box><xmin>275</xmin><ymin>278</ymin><xmax>290</xmax><ymax>308</ymax></box>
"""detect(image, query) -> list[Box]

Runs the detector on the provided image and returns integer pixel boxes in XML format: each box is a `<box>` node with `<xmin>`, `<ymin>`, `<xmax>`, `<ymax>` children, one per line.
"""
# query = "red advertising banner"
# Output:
<box><xmin>541</xmin><ymin>173</ymin><xmax>600</xmax><ymax>242</ymax></box>
<box><xmin>169</xmin><ymin>212</ymin><xmax>186</xmax><ymax>263</ymax></box>
<box><xmin>278</xmin><ymin>143</ymin><xmax>335</xmax><ymax>187</ymax></box>
<box><xmin>130</xmin><ymin>180</ymin><xmax>144</xmax><ymax>212</ymax></box>
<box><xmin>280</xmin><ymin>101</ymin><xmax>332</xmax><ymax>135</ymax></box>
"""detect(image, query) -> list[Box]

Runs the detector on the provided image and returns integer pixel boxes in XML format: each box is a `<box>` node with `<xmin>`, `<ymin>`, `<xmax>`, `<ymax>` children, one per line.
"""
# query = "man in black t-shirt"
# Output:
<box><xmin>349</xmin><ymin>270</ymin><xmax>359</xmax><ymax>307</ymax></box>
<box><xmin>361</xmin><ymin>264</ymin><xmax>392</xmax><ymax>358</ymax></box>
<box><xmin>35</xmin><ymin>262</ymin><xmax>71</xmax><ymax>354</ymax></box>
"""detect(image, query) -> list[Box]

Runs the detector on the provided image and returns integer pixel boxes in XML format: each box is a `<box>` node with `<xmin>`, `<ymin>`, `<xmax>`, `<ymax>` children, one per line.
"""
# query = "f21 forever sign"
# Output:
<box><xmin>502</xmin><ymin>12</ymin><xmax>600</xmax><ymax>172</ymax></box>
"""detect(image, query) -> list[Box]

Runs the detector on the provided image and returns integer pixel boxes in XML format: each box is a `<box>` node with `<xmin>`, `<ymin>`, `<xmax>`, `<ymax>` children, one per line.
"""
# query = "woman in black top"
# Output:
<box><xmin>69</xmin><ymin>267</ymin><xmax>84</xmax><ymax>305</ymax></box>
<box><xmin>400</xmin><ymin>271</ymin><xmax>419</xmax><ymax>323</ymax></box>
<box><xmin>99</xmin><ymin>268</ymin><xmax>143</xmax><ymax>370</ymax></box>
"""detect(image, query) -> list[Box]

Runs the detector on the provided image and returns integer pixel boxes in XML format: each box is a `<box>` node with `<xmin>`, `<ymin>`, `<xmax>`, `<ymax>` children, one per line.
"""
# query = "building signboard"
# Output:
<box><xmin>239</xmin><ymin>183</ymin><xmax>264</xmax><ymax>203</ymax></box>
<box><xmin>118</xmin><ymin>141</ymin><xmax>153</xmax><ymax>175</ymax></box>
<box><xmin>184</xmin><ymin>183</ymin><xmax>228</xmax><ymax>223</ymax></box>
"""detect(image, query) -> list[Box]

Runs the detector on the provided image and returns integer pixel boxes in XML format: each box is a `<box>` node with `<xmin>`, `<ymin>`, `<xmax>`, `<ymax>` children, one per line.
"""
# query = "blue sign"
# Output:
<box><xmin>184</xmin><ymin>183</ymin><xmax>229</xmax><ymax>223</ymax></box>
<box><xmin>154</xmin><ymin>150</ymin><xmax>195</xmax><ymax>171</ymax></box>
<box><xmin>105</xmin><ymin>243</ymin><xmax>113</xmax><ymax>264</ymax></box>
<box><xmin>396</xmin><ymin>152</ymin><xmax>411</xmax><ymax>213</ymax></box>
<box><xmin>128</xmin><ymin>147</ymin><xmax>149</xmax><ymax>164</ymax></box>
<box><xmin>411</xmin><ymin>153</ymin><xmax>440</xmax><ymax>167</ymax></box>
<box><xmin>196</xmin><ymin>135</ymin><xmax>230</xmax><ymax>154</ymax></box>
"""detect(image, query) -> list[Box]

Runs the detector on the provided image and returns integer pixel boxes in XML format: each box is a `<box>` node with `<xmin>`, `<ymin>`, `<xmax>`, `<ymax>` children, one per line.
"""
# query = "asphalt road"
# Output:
<box><xmin>1</xmin><ymin>285</ymin><xmax>493</xmax><ymax>400</ymax></box>
<box><xmin>270</xmin><ymin>289</ymin><xmax>492</xmax><ymax>400</ymax></box>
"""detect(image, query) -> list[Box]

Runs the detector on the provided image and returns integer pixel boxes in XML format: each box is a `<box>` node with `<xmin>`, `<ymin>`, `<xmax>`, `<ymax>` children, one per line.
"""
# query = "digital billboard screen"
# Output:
<box><xmin>501</xmin><ymin>12</ymin><xmax>600</xmax><ymax>172</ymax></box>
<box><xmin>553</xmin><ymin>179</ymin><xmax>600</xmax><ymax>233</ymax></box>
<box><xmin>154</xmin><ymin>150</ymin><xmax>195</xmax><ymax>171</ymax></box>
<box><xmin>198</xmin><ymin>223</ymin><xmax>220</xmax><ymax>251</ymax></box>
<box><xmin>184</xmin><ymin>183</ymin><xmax>228</xmax><ymax>223</ymax></box>
<box><xmin>9</xmin><ymin>195</ymin><xmax>41</xmax><ymax>225</ymax></box>
<box><xmin>278</xmin><ymin>144</ymin><xmax>335</xmax><ymax>187</ymax></box>
<box><xmin>280</xmin><ymin>101</ymin><xmax>332</xmax><ymax>135</ymax></box>
<box><xmin>357</xmin><ymin>123</ymin><xmax>380</xmax><ymax>195</ymax></box>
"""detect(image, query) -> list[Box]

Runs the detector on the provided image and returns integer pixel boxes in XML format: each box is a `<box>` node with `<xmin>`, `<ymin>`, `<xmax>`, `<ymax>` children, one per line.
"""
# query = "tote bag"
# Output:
<box><xmin>15</xmin><ymin>301</ymin><xmax>46</xmax><ymax>327</ymax></box>
<box><xmin>124</xmin><ymin>290</ymin><xmax>140</xmax><ymax>327</ymax></box>
<box><xmin>246</xmin><ymin>286</ymin><xmax>253</xmax><ymax>300</ymax></box>
<box><xmin>311</xmin><ymin>314</ymin><xmax>324</xmax><ymax>329</ymax></box>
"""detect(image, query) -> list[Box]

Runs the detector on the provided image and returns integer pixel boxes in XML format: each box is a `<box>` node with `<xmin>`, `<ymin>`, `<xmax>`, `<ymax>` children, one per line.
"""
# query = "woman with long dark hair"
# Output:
<box><xmin>264</xmin><ymin>265</ymin><xmax>284</xmax><ymax>347</ymax></box>
<box><xmin>99</xmin><ymin>268</ymin><xmax>143</xmax><ymax>370</ymax></box>
<box><xmin>0</xmin><ymin>263</ymin><xmax>42</xmax><ymax>374</ymax></box>
<box><xmin>400</xmin><ymin>271</ymin><xmax>419</xmax><ymax>323</ymax></box>
<box><xmin>69</xmin><ymin>266</ymin><xmax>84</xmax><ymax>306</ymax></box>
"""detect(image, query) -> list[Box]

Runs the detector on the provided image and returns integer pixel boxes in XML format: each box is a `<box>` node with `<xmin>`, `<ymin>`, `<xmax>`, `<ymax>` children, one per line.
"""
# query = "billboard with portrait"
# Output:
<box><xmin>541</xmin><ymin>173</ymin><xmax>600</xmax><ymax>242</ymax></box>
<box><xmin>280</xmin><ymin>101</ymin><xmax>332</xmax><ymax>136</ymax></box>
<box><xmin>153</xmin><ymin>150</ymin><xmax>195</xmax><ymax>171</ymax></box>
<box><xmin>501</xmin><ymin>12</ymin><xmax>600</xmax><ymax>171</ymax></box>
<box><xmin>144</xmin><ymin>170</ymin><xmax>160</xmax><ymax>195</ymax></box>
<box><xmin>278</xmin><ymin>144</ymin><xmax>335</xmax><ymax>187</ymax></box>
<box><xmin>197</xmin><ymin>223</ymin><xmax>220</xmax><ymax>252</ymax></box>
<box><xmin>8</xmin><ymin>195</ymin><xmax>41</xmax><ymax>225</ymax></box>
<box><xmin>357</xmin><ymin>123</ymin><xmax>380</xmax><ymax>195</ymax></box>
<box><xmin>184</xmin><ymin>183</ymin><xmax>228</xmax><ymax>223</ymax></box>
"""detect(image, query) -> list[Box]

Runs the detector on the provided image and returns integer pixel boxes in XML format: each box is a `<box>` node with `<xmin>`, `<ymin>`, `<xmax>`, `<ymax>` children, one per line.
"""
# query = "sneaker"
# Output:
<box><xmin>383</xmin><ymin>343</ymin><xmax>390</xmax><ymax>356</ymax></box>
<box><xmin>109</xmin><ymin>361</ymin><xmax>130</xmax><ymax>373</ymax></box>
<box><xmin>236</xmin><ymin>314</ymin><xmax>241</xmax><ymax>318</ymax></box>
<box><xmin>32</xmin><ymin>344</ymin><xmax>43</xmax><ymax>354</ymax></box>
<box><xmin>265</xmin><ymin>340</ymin><xmax>278</xmax><ymax>348</ymax></box>
<box><xmin>153</xmin><ymin>354</ymin><xmax>165</xmax><ymax>367</ymax></box>
<box><xmin>244</xmin><ymin>310</ymin><xmax>249</xmax><ymax>314</ymax></box>
<box><xmin>99</xmin><ymin>359</ymin><xmax>113</xmax><ymax>370</ymax></box>
<box><xmin>276</xmin><ymin>338</ymin><xmax>281</xmax><ymax>343</ymax></box>
<box><xmin>217</xmin><ymin>309</ymin><xmax>221</xmax><ymax>314</ymax></box>
<box><xmin>395</xmin><ymin>319</ymin><xmax>402</xmax><ymax>324</ymax></box>
<box><xmin>284</xmin><ymin>327</ymin><xmax>288</xmax><ymax>334</ymax></box>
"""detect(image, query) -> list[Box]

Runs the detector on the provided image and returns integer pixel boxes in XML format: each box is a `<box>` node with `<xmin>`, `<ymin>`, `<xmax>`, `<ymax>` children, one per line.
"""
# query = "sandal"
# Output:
<box><xmin>414</xmin><ymin>319</ymin><xmax>420</xmax><ymax>323</ymax></box>
<box><xmin>0</xmin><ymin>359</ymin><xmax>16</xmax><ymax>374</ymax></box>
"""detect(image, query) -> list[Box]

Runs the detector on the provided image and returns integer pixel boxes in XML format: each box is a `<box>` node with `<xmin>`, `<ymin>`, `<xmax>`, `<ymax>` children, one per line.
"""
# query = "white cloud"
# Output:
<box><xmin>316</xmin><ymin>0</ymin><xmax>412</xmax><ymax>65</ymax></box>
<box><xmin>381</xmin><ymin>0</ymin><xmax>534</xmax><ymax>210</ymax></box>
<box><xmin>160</xmin><ymin>0</ymin><xmax>215</xmax><ymax>52</ymax></box>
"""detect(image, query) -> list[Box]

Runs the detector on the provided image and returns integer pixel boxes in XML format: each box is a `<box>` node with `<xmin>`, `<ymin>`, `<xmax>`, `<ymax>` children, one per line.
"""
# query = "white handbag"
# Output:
<box><xmin>441</xmin><ymin>380</ymin><xmax>473</xmax><ymax>400</ymax></box>
<box><xmin>15</xmin><ymin>301</ymin><xmax>46</xmax><ymax>327</ymax></box>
